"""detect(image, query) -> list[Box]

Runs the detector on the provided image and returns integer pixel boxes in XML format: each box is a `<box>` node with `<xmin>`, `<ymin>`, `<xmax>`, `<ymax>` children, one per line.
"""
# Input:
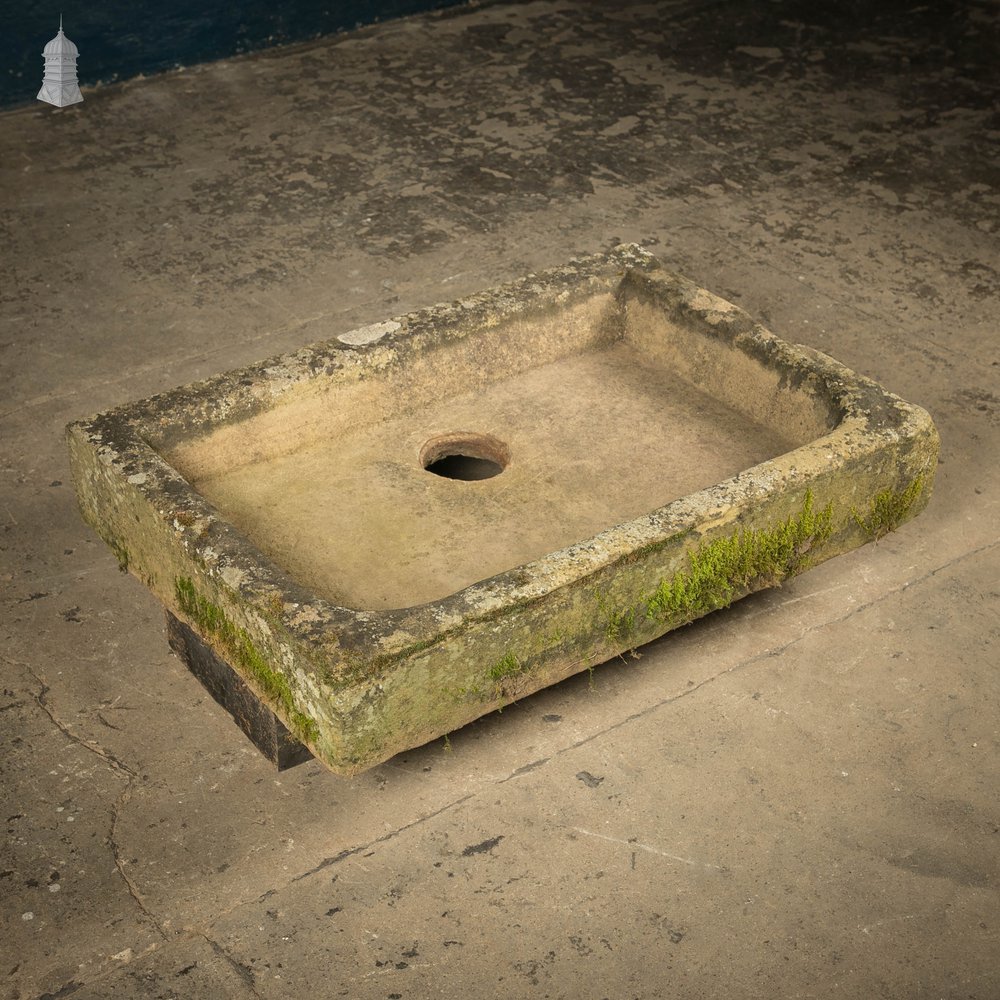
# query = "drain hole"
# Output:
<box><xmin>420</xmin><ymin>432</ymin><xmax>509</xmax><ymax>482</ymax></box>
<box><xmin>425</xmin><ymin>454</ymin><xmax>503</xmax><ymax>481</ymax></box>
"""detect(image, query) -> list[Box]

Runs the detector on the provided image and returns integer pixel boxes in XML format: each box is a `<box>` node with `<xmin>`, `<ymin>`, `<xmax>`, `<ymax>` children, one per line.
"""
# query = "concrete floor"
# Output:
<box><xmin>2</xmin><ymin>1</ymin><xmax>998</xmax><ymax>997</ymax></box>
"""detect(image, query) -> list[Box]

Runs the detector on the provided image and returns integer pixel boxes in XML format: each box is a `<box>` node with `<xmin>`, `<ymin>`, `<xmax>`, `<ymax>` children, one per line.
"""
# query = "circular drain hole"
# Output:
<box><xmin>420</xmin><ymin>432</ymin><xmax>510</xmax><ymax>481</ymax></box>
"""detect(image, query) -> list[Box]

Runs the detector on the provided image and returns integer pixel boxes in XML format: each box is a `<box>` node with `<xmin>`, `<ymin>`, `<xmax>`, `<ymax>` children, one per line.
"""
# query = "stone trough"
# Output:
<box><xmin>68</xmin><ymin>245</ymin><xmax>939</xmax><ymax>774</ymax></box>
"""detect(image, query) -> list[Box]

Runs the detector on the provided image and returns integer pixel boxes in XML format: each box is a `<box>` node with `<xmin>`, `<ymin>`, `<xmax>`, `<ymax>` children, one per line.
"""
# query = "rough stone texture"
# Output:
<box><xmin>66</xmin><ymin>246</ymin><xmax>937</xmax><ymax>774</ymax></box>
<box><xmin>1</xmin><ymin>0</ymin><xmax>997</xmax><ymax>997</ymax></box>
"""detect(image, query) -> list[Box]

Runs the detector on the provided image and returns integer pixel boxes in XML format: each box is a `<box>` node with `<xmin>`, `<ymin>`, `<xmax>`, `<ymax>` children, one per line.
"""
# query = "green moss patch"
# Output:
<box><xmin>646</xmin><ymin>491</ymin><xmax>833</xmax><ymax>628</ymax></box>
<box><xmin>108</xmin><ymin>536</ymin><xmax>130</xmax><ymax>573</ymax></box>
<box><xmin>605</xmin><ymin>606</ymin><xmax>636</xmax><ymax>645</ymax></box>
<box><xmin>489</xmin><ymin>651</ymin><xmax>526</xmax><ymax>701</ymax></box>
<box><xmin>852</xmin><ymin>474</ymin><xmax>925</xmax><ymax>541</ymax></box>
<box><xmin>175</xmin><ymin>576</ymin><xmax>319</xmax><ymax>744</ymax></box>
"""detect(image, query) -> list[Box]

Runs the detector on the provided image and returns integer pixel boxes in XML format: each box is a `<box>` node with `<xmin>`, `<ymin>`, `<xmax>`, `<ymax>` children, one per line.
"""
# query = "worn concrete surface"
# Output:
<box><xmin>1</xmin><ymin>0</ymin><xmax>997</xmax><ymax>996</ymax></box>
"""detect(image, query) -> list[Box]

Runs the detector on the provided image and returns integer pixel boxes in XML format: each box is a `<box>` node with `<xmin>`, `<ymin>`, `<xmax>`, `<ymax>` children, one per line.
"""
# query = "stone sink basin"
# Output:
<box><xmin>68</xmin><ymin>245</ymin><xmax>939</xmax><ymax>774</ymax></box>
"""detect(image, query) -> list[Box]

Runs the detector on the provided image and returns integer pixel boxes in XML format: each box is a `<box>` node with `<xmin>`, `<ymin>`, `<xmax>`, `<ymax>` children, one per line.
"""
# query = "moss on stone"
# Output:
<box><xmin>489</xmin><ymin>651</ymin><xmax>522</xmax><ymax>682</ymax></box>
<box><xmin>646</xmin><ymin>491</ymin><xmax>833</xmax><ymax>628</ymax></box>
<box><xmin>174</xmin><ymin>576</ymin><xmax>319</xmax><ymax>745</ymax></box>
<box><xmin>109</xmin><ymin>537</ymin><xmax>130</xmax><ymax>573</ymax></box>
<box><xmin>605</xmin><ymin>605</ymin><xmax>636</xmax><ymax>644</ymax></box>
<box><xmin>445</xmin><ymin>652</ymin><xmax>529</xmax><ymax>708</ymax></box>
<box><xmin>852</xmin><ymin>473</ymin><xmax>925</xmax><ymax>541</ymax></box>
<box><xmin>489</xmin><ymin>651</ymin><xmax>526</xmax><ymax>702</ymax></box>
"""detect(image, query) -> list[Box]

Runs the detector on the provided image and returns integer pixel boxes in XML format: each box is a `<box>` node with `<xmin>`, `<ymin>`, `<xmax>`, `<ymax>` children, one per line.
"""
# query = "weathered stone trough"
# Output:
<box><xmin>68</xmin><ymin>245</ymin><xmax>939</xmax><ymax>774</ymax></box>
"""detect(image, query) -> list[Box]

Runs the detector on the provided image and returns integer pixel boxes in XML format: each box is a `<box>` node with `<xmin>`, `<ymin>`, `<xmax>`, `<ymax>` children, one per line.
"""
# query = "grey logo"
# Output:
<box><xmin>38</xmin><ymin>16</ymin><xmax>83</xmax><ymax>108</ymax></box>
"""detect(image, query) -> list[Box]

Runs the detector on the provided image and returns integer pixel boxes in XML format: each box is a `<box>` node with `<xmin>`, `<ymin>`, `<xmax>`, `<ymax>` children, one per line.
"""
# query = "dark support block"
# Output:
<box><xmin>166</xmin><ymin>611</ymin><xmax>313</xmax><ymax>770</ymax></box>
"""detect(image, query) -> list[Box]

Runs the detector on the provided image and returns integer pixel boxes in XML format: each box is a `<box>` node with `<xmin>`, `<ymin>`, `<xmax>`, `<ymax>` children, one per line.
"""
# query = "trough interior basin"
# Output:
<box><xmin>172</xmin><ymin>336</ymin><xmax>803</xmax><ymax>611</ymax></box>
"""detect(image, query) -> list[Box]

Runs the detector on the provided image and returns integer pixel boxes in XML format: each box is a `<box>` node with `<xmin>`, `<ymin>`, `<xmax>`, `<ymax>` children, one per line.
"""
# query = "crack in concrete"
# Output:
<box><xmin>108</xmin><ymin>782</ymin><xmax>168</xmax><ymax>942</ymax></box>
<box><xmin>25</xmin><ymin>665</ymin><xmax>169</xmax><ymax>943</ymax></box>
<box><xmin>27</xmin><ymin>667</ymin><xmax>137</xmax><ymax>779</ymax></box>
<box><xmin>201</xmin><ymin>791</ymin><xmax>476</xmax><ymax>929</ymax></box>
<box><xmin>201</xmin><ymin>933</ymin><xmax>265</xmax><ymax>999</ymax></box>
<box><xmin>29</xmin><ymin>978</ymin><xmax>83</xmax><ymax>998</ymax></box>
<box><xmin>291</xmin><ymin>791</ymin><xmax>476</xmax><ymax>884</ymax></box>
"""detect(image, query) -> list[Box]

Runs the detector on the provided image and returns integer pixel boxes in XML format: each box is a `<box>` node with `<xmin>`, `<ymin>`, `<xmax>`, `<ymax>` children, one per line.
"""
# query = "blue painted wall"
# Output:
<box><xmin>1</xmin><ymin>0</ymin><xmax>469</xmax><ymax>108</ymax></box>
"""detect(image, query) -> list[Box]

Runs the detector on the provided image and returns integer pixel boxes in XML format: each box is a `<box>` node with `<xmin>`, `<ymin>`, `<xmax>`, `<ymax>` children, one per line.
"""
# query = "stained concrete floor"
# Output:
<box><xmin>2</xmin><ymin>1</ymin><xmax>998</xmax><ymax>997</ymax></box>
